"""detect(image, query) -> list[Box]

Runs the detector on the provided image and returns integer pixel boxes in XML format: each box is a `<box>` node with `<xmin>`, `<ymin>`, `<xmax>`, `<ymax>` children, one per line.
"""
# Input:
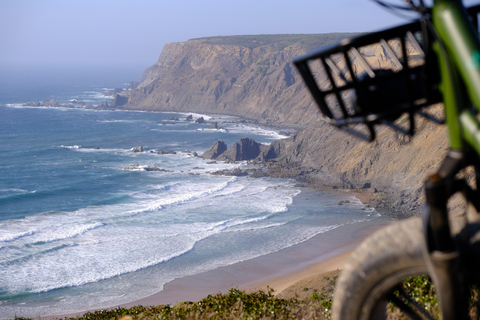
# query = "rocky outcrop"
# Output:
<box><xmin>202</xmin><ymin>138</ymin><xmax>276</xmax><ymax>162</ymax></box>
<box><xmin>23</xmin><ymin>99</ymin><xmax>88</xmax><ymax>109</ymax></box>
<box><xmin>157</xmin><ymin>150</ymin><xmax>177</xmax><ymax>155</ymax></box>
<box><xmin>217</xmin><ymin>138</ymin><xmax>263</xmax><ymax>161</ymax></box>
<box><xmin>131</xmin><ymin>146</ymin><xmax>143</xmax><ymax>152</ymax></box>
<box><xmin>201</xmin><ymin>140</ymin><xmax>228</xmax><ymax>159</ymax></box>
<box><xmin>109</xmin><ymin>94</ymin><xmax>128</xmax><ymax>107</ymax></box>
<box><xmin>23</xmin><ymin>99</ymin><xmax>58</xmax><ymax>107</ymax></box>
<box><xmin>211</xmin><ymin>168</ymin><xmax>249</xmax><ymax>177</ymax></box>
<box><xmin>23</xmin><ymin>98</ymin><xmax>118</xmax><ymax>110</ymax></box>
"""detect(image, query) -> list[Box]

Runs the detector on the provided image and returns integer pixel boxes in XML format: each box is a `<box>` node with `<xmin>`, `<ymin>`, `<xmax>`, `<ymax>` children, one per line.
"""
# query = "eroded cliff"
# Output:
<box><xmin>120</xmin><ymin>34</ymin><xmax>449</xmax><ymax>217</ymax></box>
<box><xmin>122</xmin><ymin>34</ymin><xmax>354</xmax><ymax>126</ymax></box>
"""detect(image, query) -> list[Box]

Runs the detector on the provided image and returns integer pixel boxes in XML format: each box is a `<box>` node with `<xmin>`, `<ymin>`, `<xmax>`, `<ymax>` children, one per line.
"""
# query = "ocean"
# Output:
<box><xmin>0</xmin><ymin>66</ymin><xmax>386</xmax><ymax>318</ymax></box>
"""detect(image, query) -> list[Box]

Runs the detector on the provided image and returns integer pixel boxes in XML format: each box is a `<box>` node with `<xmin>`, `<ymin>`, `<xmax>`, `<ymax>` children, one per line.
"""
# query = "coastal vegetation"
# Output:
<box><xmin>16</xmin><ymin>287</ymin><xmax>335</xmax><ymax>320</ymax></box>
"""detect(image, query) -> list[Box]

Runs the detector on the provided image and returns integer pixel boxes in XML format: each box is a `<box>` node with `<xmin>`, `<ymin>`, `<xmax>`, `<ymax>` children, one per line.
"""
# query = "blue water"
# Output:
<box><xmin>0</xmin><ymin>67</ymin><xmax>385</xmax><ymax>318</ymax></box>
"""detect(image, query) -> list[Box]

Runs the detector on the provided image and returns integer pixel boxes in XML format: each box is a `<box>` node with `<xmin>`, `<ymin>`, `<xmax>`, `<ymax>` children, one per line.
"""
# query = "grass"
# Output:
<box><xmin>16</xmin><ymin>288</ymin><xmax>333</xmax><ymax>320</ymax></box>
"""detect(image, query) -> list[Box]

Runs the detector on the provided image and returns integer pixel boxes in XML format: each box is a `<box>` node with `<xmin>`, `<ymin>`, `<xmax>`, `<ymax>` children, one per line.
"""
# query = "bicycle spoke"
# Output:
<box><xmin>397</xmin><ymin>285</ymin><xmax>437</xmax><ymax>320</ymax></box>
<box><xmin>387</xmin><ymin>293</ymin><xmax>424</xmax><ymax>320</ymax></box>
<box><xmin>387</xmin><ymin>285</ymin><xmax>437</xmax><ymax>320</ymax></box>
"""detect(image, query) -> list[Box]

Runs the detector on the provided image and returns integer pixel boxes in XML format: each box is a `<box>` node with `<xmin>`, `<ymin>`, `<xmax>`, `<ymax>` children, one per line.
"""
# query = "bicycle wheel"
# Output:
<box><xmin>332</xmin><ymin>217</ymin><xmax>436</xmax><ymax>319</ymax></box>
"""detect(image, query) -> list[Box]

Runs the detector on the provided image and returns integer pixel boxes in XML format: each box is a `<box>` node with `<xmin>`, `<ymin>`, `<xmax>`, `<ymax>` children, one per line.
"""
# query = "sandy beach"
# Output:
<box><xmin>124</xmin><ymin>219</ymin><xmax>391</xmax><ymax>306</ymax></box>
<box><xmin>51</xmin><ymin>212</ymin><xmax>391</xmax><ymax>319</ymax></box>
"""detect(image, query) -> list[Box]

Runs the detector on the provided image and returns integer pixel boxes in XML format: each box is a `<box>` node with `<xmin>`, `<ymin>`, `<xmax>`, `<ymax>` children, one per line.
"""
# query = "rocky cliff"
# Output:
<box><xmin>119</xmin><ymin>34</ymin><xmax>450</xmax><ymax>218</ymax></box>
<box><xmin>121</xmin><ymin>34</ymin><xmax>354</xmax><ymax>126</ymax></box>
<box><xmin>269</xmin><ymin>107</ymin><xmax>448</xmax><ymax>217</ymax></box>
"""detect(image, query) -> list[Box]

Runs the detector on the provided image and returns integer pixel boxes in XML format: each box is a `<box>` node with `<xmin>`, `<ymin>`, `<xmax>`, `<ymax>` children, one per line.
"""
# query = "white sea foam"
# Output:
<box><xmin>171</xmin><ymin>112</ymin><xmax>289</xmax><ymax>140</ymax></box>
<box><xmin>5</xmin><ymin>104</ymin><xmax>67</xmax><ymax>110</ymax></box>
<box><xmin>128</xmin><ymin>182</ymin><xmax>183</xmax><ymax>199</ymax></box>
<box><xmin>83</xmin><ymin>91</ymin><xmax>111</xmax><ymax>100</ymax></box>
<box><xmin>227</xmin><ymin>221</ymin><xmax>288</xmax><ymax>233</ymax></box>
<box><xmin>150</xmin><ymin>128</ymin><xmax>204</xmax><ymax>134</ymax></box>
<box><xmin>59</xmin><ymin>145</ymin><xmax>139</xmax><ymax>155</ymax></box>
<box><xmin>221</xmin><ymin>123</ymin><xmax>290</xmax><ymax>141</ymax></box>
<box><xmin>351</xmin><ymin>195</ymin><xmax>377</xmax><ymax>213</ymax></box>
<box><xmin>31</xmin><ymin>222</ymin><xmax>105</xmax><ymax>243</ymax></box>
<box><xmin>196</xmin><ymin>127</ymin><xmax>228</xmax><ymax>133</ymax></box>
<box><xmin>211</xmin><ymin>182</ymin><xmax>247</xmax><ymax>197</ymax></box>
<box><xmin>97</xmin><ymin>119</ymin><xmax>153</xmax><ymax>124</ymax></box>
<box><xmin>129</xmin><ymin>177</ymin><xmax>237</xmax><ymax>214</ymax></box>
<box><xmin>5</xmin><ymin>103</ymin><xmax>27</xmax><ymax>108</ymax></box>
<box><xmin>177</xmin><ymin>112</ymin><xmax>216</xmax><ymax>121</ymax></box>
<box><xmin>0</xmin><ymin>238</ymin><xmax>197</xmax><ymax>295</ymax></box>
<box><xmin>0</xmin><ymin>230</ymin><xmax>35</xmax><ymax>243</ymax></box>
<box><xmin>0</xmin><ymin>188</ymin><xmax>35</xmax><ymax>195</ymax></box>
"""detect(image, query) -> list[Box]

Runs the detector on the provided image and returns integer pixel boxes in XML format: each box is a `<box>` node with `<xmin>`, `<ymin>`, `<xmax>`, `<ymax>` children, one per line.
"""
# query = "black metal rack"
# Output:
<box><xmin>293</xmin><ymin>18</ymin><xmax>443</xmax><ymax>141</ymax></box>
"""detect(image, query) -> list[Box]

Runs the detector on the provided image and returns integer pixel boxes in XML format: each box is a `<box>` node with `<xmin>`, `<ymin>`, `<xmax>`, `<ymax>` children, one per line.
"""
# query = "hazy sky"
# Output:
<box><xmin>0</xmin><ymin>0</ymin><xmax>478</xmax><ymax>71</ymax></box>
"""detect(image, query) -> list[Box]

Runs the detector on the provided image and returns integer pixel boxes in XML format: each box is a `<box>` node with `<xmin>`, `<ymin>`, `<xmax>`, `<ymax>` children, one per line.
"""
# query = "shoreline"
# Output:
<box><xmin>14</xmin><ymin>107</ymin><xmax>394</xmax><ymax>319</ymax></box>
<box><xmin>51</xmin><ymin>215</ymin><xmax>391</xmax><ymax>319</ymax></box>
<box><xmin>126</xmin><ymin>216</ymin><xmax>391</xmax><ymax>306</ymax></box>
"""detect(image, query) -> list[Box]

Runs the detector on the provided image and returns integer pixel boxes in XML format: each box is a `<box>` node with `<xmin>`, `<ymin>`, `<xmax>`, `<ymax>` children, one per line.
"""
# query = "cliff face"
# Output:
<box><xmin>122</xmin><ymin>34</ymin><xmax>353</xmax><ymax>126</ymax></box>
<box><xmin>121</xmin><ymin>34</ymin><xmax>449</xmax><ymax>217</ymax></box>
<box><xmin>270</xmin><ymin>107</ymin><xmax>448</xmax><ymax>216</ymax></box>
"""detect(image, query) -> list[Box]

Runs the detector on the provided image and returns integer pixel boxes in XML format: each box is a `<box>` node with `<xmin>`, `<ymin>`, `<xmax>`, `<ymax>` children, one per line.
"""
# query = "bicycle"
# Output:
<box><xmin>293</xmin><ymin>0</ymin><xmax>480</xmax><ymax>318</ymax></box>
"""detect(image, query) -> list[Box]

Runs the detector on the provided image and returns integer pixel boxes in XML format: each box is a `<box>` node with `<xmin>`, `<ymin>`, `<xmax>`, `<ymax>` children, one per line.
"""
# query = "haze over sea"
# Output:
<box><xmin>0</xmin><ymin>66</ymin><xmax>386</xmax><ymax>318</ymax></box>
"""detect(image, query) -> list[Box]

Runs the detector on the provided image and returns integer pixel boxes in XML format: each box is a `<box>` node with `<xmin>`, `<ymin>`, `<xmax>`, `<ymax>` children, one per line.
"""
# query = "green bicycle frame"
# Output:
<box><xmin>433</xmin><ymin>0</ymin><xmax>480</xmax><ymax>152</ymax></box>
<box><xmin>424</xmin><ymin>1</ymin><xmax>480</xmax><ymax>317</ymax></box>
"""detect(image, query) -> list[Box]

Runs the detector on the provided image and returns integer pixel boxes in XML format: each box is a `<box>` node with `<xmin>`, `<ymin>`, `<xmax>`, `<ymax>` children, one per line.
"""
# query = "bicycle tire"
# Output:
<box><xmin>332</xmin><ymin>217</ymin><xmax>430</xmax><ymax>319</ymax></box>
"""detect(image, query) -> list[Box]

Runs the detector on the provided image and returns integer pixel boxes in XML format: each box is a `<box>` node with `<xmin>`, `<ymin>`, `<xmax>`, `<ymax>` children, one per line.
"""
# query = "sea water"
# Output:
<box><xmin>0</xmin><ymin>66</ymin><xmax>386</xmax><ymax>318</ymax></box>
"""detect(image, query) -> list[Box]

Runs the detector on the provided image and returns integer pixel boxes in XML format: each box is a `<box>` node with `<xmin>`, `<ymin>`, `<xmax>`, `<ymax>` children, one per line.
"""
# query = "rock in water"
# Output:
<box><xmin>201</xmin><ymin>140</ymin><xmax>228</xmax><ymax>159</ymax></box>
<box><xmin>131</xmin><ymin>146</ymin><xmax>143</xmax><ymax>152</ymax></box>
<box><xmin>109</xmin><ymin>94</ymin><xmax>128</xmax><ymax>107</ymax></box>
<box><xmin>217</xmin><ymin>138</ymin><xmax>261</xmax><ymax>161</ymax></box>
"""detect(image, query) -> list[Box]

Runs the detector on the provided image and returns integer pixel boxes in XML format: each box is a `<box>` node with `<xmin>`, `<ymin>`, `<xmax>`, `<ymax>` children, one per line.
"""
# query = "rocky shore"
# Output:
<box><xmin>196</xmin><ymin>135</ymin><xmax>407</xmax><ymax>219</ymax></box>
<box><xmin>21</xmin><ymin>97</ymin><xmax>437</xmax><ymax>219</ymax></box>
<box><xmin>23</xmin><ymin>34</ymin><xmax>450</xmax><ymax>220</ymax></box>
<box><xmin>104</xmin><ymin>34</ymin><xmax>451</xmax><ymax>220</ymax></box>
